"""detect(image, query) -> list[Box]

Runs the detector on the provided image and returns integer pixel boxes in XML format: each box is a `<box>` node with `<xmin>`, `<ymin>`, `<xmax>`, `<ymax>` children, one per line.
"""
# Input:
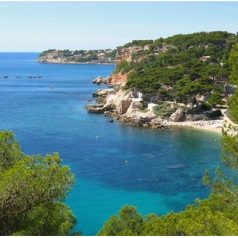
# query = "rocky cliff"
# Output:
<box><xmin>107</xmin><ymin>73</ymin><xmax>128</xmax><ymax>86</ymax></box>
<box><xmin>85</xmin><ymin>87</ymin><xmax>224</xmax><ymax>132</ymax></box>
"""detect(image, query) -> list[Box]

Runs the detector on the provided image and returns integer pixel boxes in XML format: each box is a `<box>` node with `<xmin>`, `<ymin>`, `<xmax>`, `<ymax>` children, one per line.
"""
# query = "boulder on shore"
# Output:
<box><xmin>125</xmin><ymin>99</ymin><xmax>143</xmax><ymax>117</ymax></box>
<box><xmin>150</xmin><ymin>117</ymin><xmax>163</xmax><ymax>129</ymax></box>
<box><xmin>116</xmin><ymin>99</ymin><xmax>132</xmax><ymax>114</ymax></box>
<box><xmin>103</xmin><ymin>90</ymin><xmax>132</xmax><ymax>113</ymax></box>
<box><xmin>169</xmin><ymin>108</ymin><xmax>185</xmax><ymax>122</ymax></box>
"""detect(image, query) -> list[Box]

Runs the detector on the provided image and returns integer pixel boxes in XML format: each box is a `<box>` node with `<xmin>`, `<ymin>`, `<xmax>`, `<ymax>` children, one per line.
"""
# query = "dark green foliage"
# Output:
<box><xmin>228</xmin><ymin>90</ymin><xmax>238</xmax><ymax>123</ymax></box>
<box><xmin>114</xmin><ymin>60</ymin><xmax>130</xmax><ymax>74</ymax></box>
<box><xmin>123</xmin><ymin>31</ymin><xmax>238</xmax><ymax>103</ymax></box>
<box><xmin>97</xmin><ymin>205</ymin><xmax>144</xmax><ymax>236</ymax></box>
<box><xmin>221</xmin><ymin>133</ymin><xmax>238</xmax><ymax>168</ymax></box>
<box><xmin>228</xmin><ymin>44</ymin><xmax>238</xmax><ymax>123</ymax></box>
<box><xmin>123</xmin><ymin>40</ymin><xmax>153</xmax><ymax>48</ymax></box>
<box><xmin>208</xmin><ymin>92</ymin><xmax>223</xmax><ymax>107</ymax></box>
<box><xmin>98</xmin><ymin>194</ymin><xmax>238</xmax><ymax>235</ymax></box>
<box><xmin>0</xmin><ymin>131</ymin><xmax>23</xmax><ymax>171</ymax></box>
<box><xmin>0</xmin><ymin>131</ymin><xmax>76</xmax><ymax>235</ymax></box>
<box><xmin>11</xmin><ymin>202</ymin><xmax>76</xmax><ymax>236</ymax></box>
<box><xmin>228</xmin><ymin>44</ymin><xmax>238</xmax><ymax>85</ymax></box>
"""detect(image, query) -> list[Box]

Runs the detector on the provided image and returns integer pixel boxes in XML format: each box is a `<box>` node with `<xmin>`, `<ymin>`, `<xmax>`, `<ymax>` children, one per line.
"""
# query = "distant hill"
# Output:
<box><xmin>38</xmin><ymin>49</ymin><xmax>117</xmax><ymax>64</ymax></box>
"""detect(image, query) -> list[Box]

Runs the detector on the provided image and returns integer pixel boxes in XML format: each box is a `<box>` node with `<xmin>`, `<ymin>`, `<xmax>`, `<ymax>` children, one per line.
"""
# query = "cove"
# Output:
<box><xmin>0</xmin><ymin>53</ymin><xmax>221</xmax><ymax>235</ymax></box>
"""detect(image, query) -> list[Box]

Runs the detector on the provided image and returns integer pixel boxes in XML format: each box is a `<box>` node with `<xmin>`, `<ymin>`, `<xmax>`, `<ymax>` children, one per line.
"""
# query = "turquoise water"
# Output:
<box><xmin>0</xmin><ymin>53</ymin><xmax>221</xmax><ymax>235</ymax></box>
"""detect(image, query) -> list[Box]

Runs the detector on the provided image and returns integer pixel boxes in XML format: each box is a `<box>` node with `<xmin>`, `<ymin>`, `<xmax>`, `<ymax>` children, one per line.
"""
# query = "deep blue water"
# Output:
<box><xmin>0</xmin><ymin>53</ymin><xmax>221</xmax><ymax>235</ymax></box>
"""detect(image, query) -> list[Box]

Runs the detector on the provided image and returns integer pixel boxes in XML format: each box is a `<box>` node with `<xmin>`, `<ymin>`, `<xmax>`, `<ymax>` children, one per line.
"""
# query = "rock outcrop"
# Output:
<box><xmin>169</xmin><ymin>108</ymin><xmax>185</xmax><ymax>122</ymax></box>
<box><xmin>92</xmin><ymin>76</ymin><xmax>108</xmax><ymax>84</ymax></box>
<box><xmin>147</xmin><ymin>103</ymin><xmax>159</xmax><ymax>112</ymax></box>
<box><xmin>87</xmin><ymin>88</ymin><xmax>163</xmax><ymax>128</ymax></box>
<box><xmin>86</xmin><ymin>87</ymin><xmax>224</xmax><ymax>132</ymax></box>
<box><xmin>85</xmin><ymin>104</ymin><xmax>105</xmax><ymax>113</ymax></box>
<box><xmin>107</xmin><ymin>73</ymin><xmax>128</xmax><ymax>86</ymax></box>
<box><xmin>93</xmin><ymin>88</ymin><xmax>115</xmax><ymax>97</ymax></box>
<box><xmin>116</xmin><ymin>100</ymin><xmax>132</xmax><ymax>114</ymax></box>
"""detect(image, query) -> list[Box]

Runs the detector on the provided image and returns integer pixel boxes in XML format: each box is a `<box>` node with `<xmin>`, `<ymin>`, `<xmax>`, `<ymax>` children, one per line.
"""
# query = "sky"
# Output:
<box><xmin>0</xmin><ymin>1</ymin><xmax>238</xmax><ymax>52</ymax></box>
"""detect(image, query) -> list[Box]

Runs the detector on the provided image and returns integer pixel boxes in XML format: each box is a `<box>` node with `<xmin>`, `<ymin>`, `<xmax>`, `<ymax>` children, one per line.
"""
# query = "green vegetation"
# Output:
<box><xmin>123</xmin><ymin>40</ymin><xmax>153</xmax><ymax>48</ymax></box>
<box><xmin>228</xmin><ymin>90</ymin><xmax>238</xmax><ymax>123</ymax></box>
<box><xmin>118</xmin><ymin>32</ymin><xmax>238</xmax><ymax>104</ymax></box>
<box><xmin>114</xmin><ymin>60</ymin><xmax>130</xmax><ymax>74</ymax></box>
<box><xmin>208</xmin><ymin>91</ymin><xmax>223</xmax><ymax>107</ymax></box>
<box><xmin>228</xmin><ymin>44</ymin><xmax>238</xmax><ymax>123</ymax></box>
<box><xmin>0</xmin><ymin>131</ymin><xmax>76</xmax><ymax>235</ymax></box>
<box><xmin>228</xmin><ymin>44</ymin><xmax>238</xmax><ymax>85</ymax></box>
<box><xmin>221</xmin><ymin>132</ymin><xmax>238</xmax><ymax>168</ymax></box>
<box><xmin>153</xmin><ymin>102</ymin><xmax>177</xmax><ymax>118</ymax></box>
<box><xmin>39</xmin><ymin>49</ymin><xmax>117</xmax><ymax>64</ymax></box>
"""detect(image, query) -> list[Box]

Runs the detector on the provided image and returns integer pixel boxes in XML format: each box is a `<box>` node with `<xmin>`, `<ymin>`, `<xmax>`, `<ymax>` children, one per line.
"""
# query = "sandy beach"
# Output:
<box><xmin>168</xmin><ymin>120</ymin><xmax>223</xmax><ymax>133</ymax></box>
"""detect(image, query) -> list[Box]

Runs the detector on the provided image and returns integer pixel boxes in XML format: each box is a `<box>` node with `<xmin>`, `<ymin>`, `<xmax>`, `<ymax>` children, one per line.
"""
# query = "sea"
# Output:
<box><xmin>0</xmin><ymin>53</ymin><xmax>221</xmax><ymax>235</ymax></box>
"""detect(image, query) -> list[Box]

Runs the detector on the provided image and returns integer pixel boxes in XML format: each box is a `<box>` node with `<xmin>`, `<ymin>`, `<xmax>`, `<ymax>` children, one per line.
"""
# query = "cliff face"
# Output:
<box><xmin>108</xmin><ymin>72</ymin><xmax>128</xmax><ymax>86</ymax></box>
<box><xmin>116</xmin><ymin>45</ymin><xmax>149</xmax><ymax>62</ymax></box>
<box><xmin>108</xmin><ymin>43</ymin><xmax>172</xmax><ymax>85</ymax></box>
<box><xmin>116</xmin><ymin>44</ymin><xmax>171</xmax><ymax>63</ymax></box>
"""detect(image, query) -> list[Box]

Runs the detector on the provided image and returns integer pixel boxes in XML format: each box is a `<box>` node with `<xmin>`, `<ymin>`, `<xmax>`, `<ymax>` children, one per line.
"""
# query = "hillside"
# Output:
<box><xmin>115</xmin><ymin>31</ymin><xmax>238</xmax><ymax>103</ymax></box>
<box><xmin>38</xmin><ymin>49</ymin><xmax>117</xmax><ymax>64</ymax></box>
<box><xmin>86</xmin><ymin>32</ymin><xmax>238</xmax><ymax>128</ymax></box>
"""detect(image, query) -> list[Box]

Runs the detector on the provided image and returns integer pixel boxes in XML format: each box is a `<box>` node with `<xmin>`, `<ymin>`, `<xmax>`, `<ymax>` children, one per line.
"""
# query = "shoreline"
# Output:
<box><xmin>168</xmin><ymin>120</ymin><xmax>223</xmax><ymax>134</ymax></box>
<box><xmin>117</xmin><ymin>115</ymin><xmax>223</xmax><ymax>134</ymax></box>
<box><xmin>37</xmin><ymin>60</ymin><xmax>116</xmax><ymax>65</ymax></box>
<box><xmin>86</xmin><ymin>87</ymin><xmax>225</xmax><ymax>134</ymax></box>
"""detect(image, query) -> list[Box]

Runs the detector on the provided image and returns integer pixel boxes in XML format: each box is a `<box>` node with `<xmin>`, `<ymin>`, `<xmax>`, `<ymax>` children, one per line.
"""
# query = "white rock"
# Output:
<box><xmin>116</xmin><ymin>99</ymin><xmax>132</xmax><ymax>114</ymax></box>
<box><xmin>147</xmin><ymin>103</ymin><xmax>159</xmax><ymax>112</ymax></box>
<box><xmin>169</xmin><ymin>108</ymin><xmax>185</xmax><ymax>122</ymax></box>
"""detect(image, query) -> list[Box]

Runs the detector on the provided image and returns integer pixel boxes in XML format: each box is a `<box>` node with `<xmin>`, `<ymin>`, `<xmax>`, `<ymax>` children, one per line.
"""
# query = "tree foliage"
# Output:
<box><xmin>0</xmin><ymin>131</ymin><xmax>76</xmax><ymax>235</ymax></box>
<box><xmin>228</xmin><ymin>44</ymin><xmax>238</xmax><ymax>123</ymax></box>
<box><xmin>120</xmin><ymin>32</ymin><xmax>238</xmax><ymax>103</ymax></box>
<box><xmin>228</xmin><ymin>44</ymin><xmax>238</xmax><ymax>85</ymax></box>
<box><xmin>208</xmin><ymin>91</ymin><xmax>223</xmax><ymax>107</ymax></box>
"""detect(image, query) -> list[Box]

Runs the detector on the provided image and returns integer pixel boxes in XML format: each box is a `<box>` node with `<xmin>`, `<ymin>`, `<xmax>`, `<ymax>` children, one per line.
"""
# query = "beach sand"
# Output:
<box><xmin>168</xmin><ymin>120</ymin><xmax>223</xmax><ymax>133</ymax></box>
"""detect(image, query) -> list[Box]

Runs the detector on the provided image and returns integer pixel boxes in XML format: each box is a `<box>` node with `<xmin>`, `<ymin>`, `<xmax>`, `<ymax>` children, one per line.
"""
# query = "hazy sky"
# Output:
<box><xmin>0</xmin><ymin>1</ymin><xmax>238</xmax><ymax>52</ymax></box>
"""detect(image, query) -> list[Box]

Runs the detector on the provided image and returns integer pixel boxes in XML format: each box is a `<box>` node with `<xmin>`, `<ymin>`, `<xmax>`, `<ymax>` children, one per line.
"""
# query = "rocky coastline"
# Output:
<box><xmin>85</xmin><ymin>78</ymin><xmax>224</xmax><ymax>133</ymax></box>
<box><xmin>38</xmin><ymin>60</ymin><xmax>115</xmax><ymax>65</ymax></box>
